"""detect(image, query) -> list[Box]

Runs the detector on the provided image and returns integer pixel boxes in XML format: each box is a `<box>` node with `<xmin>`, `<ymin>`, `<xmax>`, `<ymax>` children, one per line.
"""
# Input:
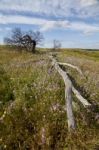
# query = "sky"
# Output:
<box><xmin>0</xmin><ymin>0</ymin><xmax>99</xmax><ymax>49</ymax></box>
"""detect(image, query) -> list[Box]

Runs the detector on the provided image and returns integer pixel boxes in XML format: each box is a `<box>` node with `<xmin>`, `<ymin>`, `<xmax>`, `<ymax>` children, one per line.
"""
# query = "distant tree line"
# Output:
<box><xmin>4</xmin><ymin>28</ymin><xmax>44</xmax><ymax>53</ymax></box>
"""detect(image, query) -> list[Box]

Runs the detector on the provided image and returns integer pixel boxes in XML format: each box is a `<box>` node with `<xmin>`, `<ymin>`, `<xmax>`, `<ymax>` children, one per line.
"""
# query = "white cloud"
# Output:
<box><xmin>0</xmin><ymin>14</ymin><xmax>99</xmax><ymax>34</ymax></box>
<box><xmin>0</xmin><ymin>14</ymin><xmax>46</xmax><ymax>25</ymax></box>
<box><xmin>40</xmin><ymin>20</ymin><xmax>70</xmax><ymax>31</ymax></box>
<box><xmin>69</xmin><ymin>22</ymin><xmax>99</xmax><ymax>34</ymax></box>
<box><xmin>80</xmin><ymin>0</ymin><xmax>98</xmax><ymax>6</ymax></box>
<box><xmin>78</xmin><ymin>0</ymin><xmax>99</xmax><ymax>18</ymax></box>
<box><xmin>0</xmin><ymin>0</ymin><xmax>73</xmax><ymax>18</ymax></box>
<box><xmin>0</xmin><ymin>0</ymin><xmax>99</xmax><ymax>19</ymax></box>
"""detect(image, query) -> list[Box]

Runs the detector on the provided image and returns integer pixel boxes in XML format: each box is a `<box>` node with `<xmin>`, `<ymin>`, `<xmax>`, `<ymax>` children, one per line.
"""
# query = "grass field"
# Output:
<box><xmin>0</xmin><ymin>46</ymin><xmax>99</xmax><ymax>150</ymax></box>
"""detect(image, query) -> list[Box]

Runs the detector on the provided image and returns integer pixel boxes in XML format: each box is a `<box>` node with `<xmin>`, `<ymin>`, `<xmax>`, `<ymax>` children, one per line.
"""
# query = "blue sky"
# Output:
<box><xmin>0</xmin><ymin>0</ymin><xmax>99</xmax><ymax>48</ymax></box>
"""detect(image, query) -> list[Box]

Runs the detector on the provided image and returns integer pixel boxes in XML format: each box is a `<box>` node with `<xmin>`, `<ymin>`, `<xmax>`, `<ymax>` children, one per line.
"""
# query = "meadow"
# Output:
<box><xmin>0</xmin><ymin>46</ymin><xmax>99</xmax><ymax>150</ymax></box>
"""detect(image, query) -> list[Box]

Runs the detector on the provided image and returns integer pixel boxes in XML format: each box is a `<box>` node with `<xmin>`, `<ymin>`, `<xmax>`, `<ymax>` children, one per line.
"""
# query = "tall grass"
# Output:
<box><xmin>0</xmin><ymin>47</ymin><xmax>99</xmax><ymax>150</ymax></box>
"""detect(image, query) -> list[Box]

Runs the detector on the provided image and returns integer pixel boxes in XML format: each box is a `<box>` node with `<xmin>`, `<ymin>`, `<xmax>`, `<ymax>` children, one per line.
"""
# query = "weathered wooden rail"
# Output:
<box><xmin>49</xmin><ymin>55</ymin><xmax>91</xmax><ymax>131</ymax></box>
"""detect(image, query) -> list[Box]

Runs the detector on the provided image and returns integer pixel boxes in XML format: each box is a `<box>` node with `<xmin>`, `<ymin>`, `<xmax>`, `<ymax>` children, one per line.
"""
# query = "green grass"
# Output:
<box><xmin>56</xmin><ymin>48</ymin><xmax>99</xmax><ymax>61</ymax></box>
<box><xmin>0</xmin><ymin>46</ymin><xmax>99</xmax><ymax>150</ymax></box>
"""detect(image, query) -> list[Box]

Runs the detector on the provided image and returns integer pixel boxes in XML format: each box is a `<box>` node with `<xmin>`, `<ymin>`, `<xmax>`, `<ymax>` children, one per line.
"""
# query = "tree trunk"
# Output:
<box><xmin>32</xmin><ymin>41</ymin><xmax>36</xmax><ymax>53</ymax></box>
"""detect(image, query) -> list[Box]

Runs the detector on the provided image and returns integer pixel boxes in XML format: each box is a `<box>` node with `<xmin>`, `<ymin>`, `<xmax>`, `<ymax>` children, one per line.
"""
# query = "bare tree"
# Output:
<box><xmin>4</xmin><ymin>28</ymin><xmax>44</xmax><ymax>53</ymax></box>
<box><xmin>53</xmin><ymin>40</ymin><xmax>61</xmax><ymax>51</ymax></box>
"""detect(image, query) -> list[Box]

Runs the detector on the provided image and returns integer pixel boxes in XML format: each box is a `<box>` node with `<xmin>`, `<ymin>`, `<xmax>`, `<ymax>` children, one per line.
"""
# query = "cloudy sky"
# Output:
<box><xmin>0</xmin><ymin>0</ymin><xmax>99</xmax><ymax>48</ymax></box>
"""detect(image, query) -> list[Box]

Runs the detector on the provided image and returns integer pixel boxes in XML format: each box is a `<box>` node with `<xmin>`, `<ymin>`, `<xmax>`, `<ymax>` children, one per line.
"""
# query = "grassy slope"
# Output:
<box><xmin>0</xmin><ymin>46</ymin><xmax>99</xmax><ymax>150</ymax></box>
